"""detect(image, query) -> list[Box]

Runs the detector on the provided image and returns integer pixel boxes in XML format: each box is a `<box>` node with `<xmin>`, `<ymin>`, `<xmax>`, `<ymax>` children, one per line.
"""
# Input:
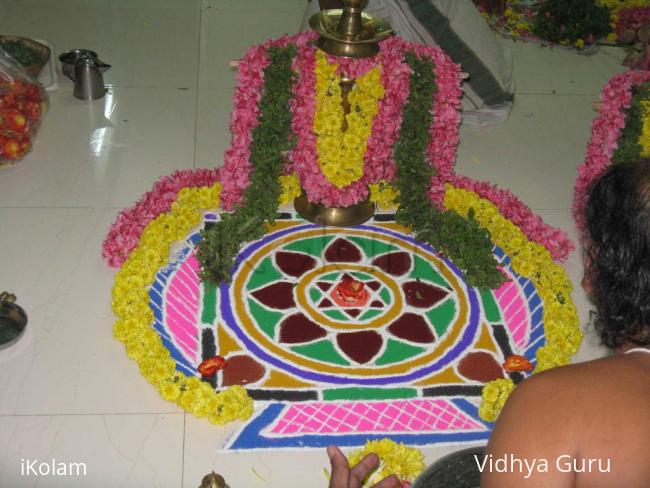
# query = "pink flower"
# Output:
<box><xmin>572</xmin><ymin>71</ymin><xmax>650</xmax><ymax>240</ymax></box>
<box><xmin>102</xmin><ymin>168</ymin><xmax>219</xmax><ymax>267</ymax></box>
<box><xmin>449</xmin><ymin>174</ymin><xmax>574</xmax><ymax>261</ymax></box>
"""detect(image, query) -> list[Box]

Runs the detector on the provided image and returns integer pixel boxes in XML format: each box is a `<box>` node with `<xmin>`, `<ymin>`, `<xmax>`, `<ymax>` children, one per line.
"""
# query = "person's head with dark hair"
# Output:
<box><xmin>584</xmin><ymin>158</ymin><xmax>650</xmax><ymax>349</ymax></box>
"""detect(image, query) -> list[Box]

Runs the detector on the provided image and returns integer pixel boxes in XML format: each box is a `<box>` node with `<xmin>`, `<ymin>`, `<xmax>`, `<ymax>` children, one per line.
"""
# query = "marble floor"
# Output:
<box><xmin>0</xmin><ymin>0</ymin><xmax>627</xmax><ymax>486</ymax></box>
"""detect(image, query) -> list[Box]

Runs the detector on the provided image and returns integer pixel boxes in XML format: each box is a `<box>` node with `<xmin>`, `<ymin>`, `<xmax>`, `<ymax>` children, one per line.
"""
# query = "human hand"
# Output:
<box><xmin>327</xmin><ymin>445</ymin><xmax>401</xmax><ymax>488</ymax></box>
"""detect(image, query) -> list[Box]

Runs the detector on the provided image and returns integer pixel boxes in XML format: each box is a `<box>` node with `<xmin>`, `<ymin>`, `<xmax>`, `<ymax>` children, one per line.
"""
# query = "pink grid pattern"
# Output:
<box><xmin>269</xmin><ymin>399</ymin><xmax>483</xmax><ymax>435</ymax></box>
<box><xmin>493</xmin><ymin>279</ymin><xmax>530</xmax><ymax>351</ymax></box>
<box><xmin>163</xmin><ymin>253</ymin><xmax>200</xmax><ymax>362</ymax></box>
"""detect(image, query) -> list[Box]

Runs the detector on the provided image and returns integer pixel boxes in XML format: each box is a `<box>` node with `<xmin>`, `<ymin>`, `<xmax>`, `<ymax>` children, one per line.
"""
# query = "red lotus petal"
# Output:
<box><xmin>402</xmin><ymin>281</ymin><xmax>448</xmax><ymax>308</ymax></box>
<box><xmin>371</xmin><ymin>251</ymin><xmax>412</xmax><ymax>276</ymax></box>
<box><xmin>336</xmin><ymin>331</ymin><xmax>383</xmax><ymax>364</ymax></box>
<box><xmin>324</xmin><ymin>238</ymin><xmax>362</xmax><ymax>263</ymax></box>
<box><xmin>251</xmin><ymin>281</ymin><xmax>296</xmax><ymax>310</ymax></box>
<box><xmin>275</xmin><ymin>251</ymin><xmax>317</xmax><ymax>278</ymax></box>
<box><xmin>279</xmin><ymin>313</ymin><xmax>327</xmax><ymax>344</ymax></box>
<box><xmin>387</xmin><ymin>313</ymin><xmax>436</xmax><ymax>343</ymax></box>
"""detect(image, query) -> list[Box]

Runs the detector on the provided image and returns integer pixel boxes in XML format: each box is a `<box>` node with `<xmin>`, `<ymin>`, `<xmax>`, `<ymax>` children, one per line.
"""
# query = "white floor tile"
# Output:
<box><xmin>457</xmin><ymin>93</ymin><xmax>597</xmax><ymax>211</ymax></box>
<box><xmin>0</xmin><ymin>413</ymin><xmax>184</xmax><ymax>487</ymax></box>
<box><xmin>194</xmin><ymin>88</ymin><xmax>234</xmax><ymax>169</ymax></box>
<box><xmin>0</xmin><ymin>87</ymin><xmax>196</xmax><ymax>208</ymax></box>
<box><xmin>0</xmin><ymin>0</ymin><xmax>201</xmax><ymax>88</ymax></box>
<box><xmin>507</xmin><ymin>40</ymin><xmax>627</xmax><ymax>95</ymax></box>
<box><xmin>0</xmin><ymin>0</ymin><xmax>18</xmax><ymax>24</ymax></box>
<box><xmin>0</xmin><ymin>208</ymin><xmax>180</xmax><ymax>415</ymax></box>
<box><xmin>199</xmin><ymin>9</ymin><xmax>304</xmax><ymax>90</ymax></box>
<box><xmin>183</xmin><ymin>413</ymin><xmax>328</xmax><ymax>488</ymax></box>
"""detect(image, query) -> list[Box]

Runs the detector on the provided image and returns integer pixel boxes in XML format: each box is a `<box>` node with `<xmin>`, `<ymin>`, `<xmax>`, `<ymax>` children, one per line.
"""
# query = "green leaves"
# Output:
<box><xmin>197</xmin><ymin>45</ymin><xmax>297</xmax><ymax>285</ymax></box>
<box><xmin>612</xmin><ymin>82</ymin><xmax>650</xmax><ymax>166</ymax></box>
<box><xmin>394</xmin><ymin>53</ymin><xmax>503</xmax><ymax>290</ymax></box>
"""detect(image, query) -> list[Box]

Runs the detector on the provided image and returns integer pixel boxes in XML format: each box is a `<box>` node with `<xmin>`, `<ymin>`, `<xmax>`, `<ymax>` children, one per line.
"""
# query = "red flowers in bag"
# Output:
<box><xmin>0</xmin><ymin>52</ymin><xmax>48</xmax><ymax>165</ymax></box>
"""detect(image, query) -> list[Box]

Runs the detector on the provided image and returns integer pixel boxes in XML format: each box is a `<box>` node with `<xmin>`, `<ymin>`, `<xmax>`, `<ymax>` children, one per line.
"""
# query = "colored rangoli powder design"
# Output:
<box><xmin>147</xmin><ymin>208</ymin><xmax>549</xmax><ymax>449</ymax></box>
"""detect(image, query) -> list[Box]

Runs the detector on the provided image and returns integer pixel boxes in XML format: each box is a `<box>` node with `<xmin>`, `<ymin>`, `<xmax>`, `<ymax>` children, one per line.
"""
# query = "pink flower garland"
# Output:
<box><xmin>102</xmin><ymin>168</ymin><xmax>219</xmax><ymax>267</ymax></box>
<box><xmin>291</xmin><ymin>36</ymin><xmax>462</xmax><ymax>207</ymax></box>
<box><xmin>361</xmin><ymin>37</ymin><xmax>412</xmax><ymax>184</ymax></box>
<box><xmin>572</xmin><ymin>70</ymin><xmax>650</xmax><ymax>239</ymax></box>
<box><xmin>289</xmin><ymin>35</ymin><xmax>370</xmax><ymax>207</ymax></box>
<box><xmin>450</xmin><ymin>174</ymin><xmax>574</xmax><ymax>261</ymax></box>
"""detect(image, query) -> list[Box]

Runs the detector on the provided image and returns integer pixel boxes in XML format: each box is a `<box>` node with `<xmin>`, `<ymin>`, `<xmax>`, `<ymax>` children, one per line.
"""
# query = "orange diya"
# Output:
<box><xmin>331</xmin><ymin>275</ymin><xmax>370</xmax><ymax>308</ymax></box>
<box><xmin>198</xmin><ymin>355</ymin><xmax>227</xmax><ymax>377</ymax></box>
<box><xmin>503</xmin><ymin>354</ymin><xmax>534</xmax><ymax>373</ymax></box>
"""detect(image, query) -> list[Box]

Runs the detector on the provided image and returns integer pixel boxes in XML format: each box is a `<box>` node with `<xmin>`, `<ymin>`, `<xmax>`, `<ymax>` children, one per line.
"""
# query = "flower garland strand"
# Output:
<box><xmin>450</xmin><ymin>174</ymin><xmax>574</xmax><ymax>262</ymax></box>
<box><xmin>611</xmin><ymin>81</ymin><xmax>650</xmax><ymax>164</ymax></box>
<box><xmin>314</xmin><ymin>50</ymin><xmax>384</xmax><ymax>188</ymax></box>
<box><xmin>102</xmin><ymin>168</ymin><xmax>219</xmax><ymax>267</ymax></box>
<box><xmin>394</xmin><ymin>52</ymin><xmax>503</xmax><ymax>290</ymax></box>
<box><xmin>445</xmin><ymin>185</ymin><xmax>582</xmax><ymax>421</ymax></box>
<box><xmin>345</xmin><ymin>439</ymin><xmax>425</xmax><ymax>487</ymax></box>
<box><xmin>198</xmin><ymin>45</ymin><xmax>297</xmax><ymax>285</ymax></box>
<box><xmin>289</xmin><ymin>40</ymin><xmax>371</xmax><ymax>207</ymax></box>
<box><xmin>112</xmin><ymin>183</ymin><xmax>254</xmax><ymax>425</ymax></box>
<box><xmin>573</xmin><ymin>71</ymin><xmax>650</xmax><ymax>238</ymax></box>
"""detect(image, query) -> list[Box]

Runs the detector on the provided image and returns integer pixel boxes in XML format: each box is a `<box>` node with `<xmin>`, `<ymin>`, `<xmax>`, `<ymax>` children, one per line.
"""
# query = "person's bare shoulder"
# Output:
<box><xmin>483</xmin><ymin>355</ymin><xmax>650</xmax><ymax>487</ymax></box>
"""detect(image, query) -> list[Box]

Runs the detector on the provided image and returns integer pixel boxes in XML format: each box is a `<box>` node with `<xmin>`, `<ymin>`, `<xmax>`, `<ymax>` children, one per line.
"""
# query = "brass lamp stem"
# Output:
<box><xmin>337</xmin><ymin>1</ymin><xmax>363</xmax><ymax>39</ymax></box>
<box><xmin>340</xmin><ymin>73</ymin><xmax>355</xmax><ymax>131</ymax></box>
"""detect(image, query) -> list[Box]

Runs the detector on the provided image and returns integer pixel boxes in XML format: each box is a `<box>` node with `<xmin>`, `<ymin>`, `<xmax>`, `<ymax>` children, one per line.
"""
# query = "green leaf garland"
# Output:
<box><xmin>197</xmin><ymin>45</ymin><xmax>296</xmax><ymax>285</ymax></box>
<box><xmin>612</xmin><ymin>82</ymin><xmax>650</xmax><ymax>166</ymax></box>
<box><xmin>394</xmin><ymin>53</ymin><xmax>504</xmax><ymax>290</ymax></box>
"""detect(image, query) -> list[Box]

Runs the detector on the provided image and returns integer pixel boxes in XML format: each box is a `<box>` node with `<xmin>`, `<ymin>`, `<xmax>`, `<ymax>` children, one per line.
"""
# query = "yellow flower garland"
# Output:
<box><xmin>112</xmin><ymin>183</ymin><xmax>254</xmax><ymax>425</ymax></box>
<box><xmin>369</xmin><ymin>180</ymin><xmax>400</xmax><ymax>209</ymax></box>
<box><xmin>278</xmin><ymin>173</ymin><xmax>302</xmax><ymax>205</ymax></box>
<box><xmin>314</xmin><ymin>50</ymin><xmax>384</xmax><ymax>188</ymax></box>
<box><xmin>444</xmin><ymin>184</ymin><xmax>582</xmax><ymax>422</ymax></box>
<box><xmin>346</xmin><ymin>439</ymin><xmax>425</xmax><ymax>486</ymax></box>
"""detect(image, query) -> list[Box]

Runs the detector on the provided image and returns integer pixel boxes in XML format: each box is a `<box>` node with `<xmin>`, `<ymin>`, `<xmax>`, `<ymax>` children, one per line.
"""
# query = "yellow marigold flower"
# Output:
<box><xmin>445</xmin><ymin>184</ymin><xmax>581</xmax><ymax>420</ymax></box>
<box><xmin>369</xmin><ymin>180</ymin><xmax>400</xmax><ymax>208</ymax></box>
<box><xmin>478</xmin><ymin>378</ymin><xmax>515</xmax><ymax>422</ymax></box>
<box><xmin>575</xmin><ymin>39</ymin><xmax>585</xmax><ymax>50</ymax></box>
<box><xmin>159</xmin><ymin>381</ymin><xmax>182</xmax><ymax>402</ymax></box>
<box><xmin>347</xmin><ymin>439</ymin><xmax>425</xmax><ymax>486</ymax></box>
<box><xmin>639</xmin><ymin>101</ymin><xmax>650</xmax><ymax>157</ymax></box>
<box><xmin>278</xmin><ymin>173</ymin><xmax>302</xmax><ymax>205</ymax></box>
<box><xmin>314</xmin><ymin>50</ymin><xmax>383</xmax><ymax>188</ymax></box>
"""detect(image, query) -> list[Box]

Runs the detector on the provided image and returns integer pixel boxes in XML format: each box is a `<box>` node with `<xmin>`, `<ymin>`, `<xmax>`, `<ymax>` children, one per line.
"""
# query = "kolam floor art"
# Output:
<box><xmin>148</xmin><ymin>207</ymin><xmax>546</xmax><ymax>451</ymax></box>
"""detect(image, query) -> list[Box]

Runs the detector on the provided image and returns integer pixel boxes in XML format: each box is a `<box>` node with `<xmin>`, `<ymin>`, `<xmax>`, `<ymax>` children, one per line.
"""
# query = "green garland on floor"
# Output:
<box><xmin>612</xmin><ymin>82</ymin><xmax>650</xmax><ymax>166</ymax></box>
<box><xmin>394</xmin><ymin>53</ymin><xmax>504</xmax><ymax>290</ymax></box>
<box><xmin>197</xmin><ymin>45</ymin><xmax>296</xmax><ymax>285</ymax></box>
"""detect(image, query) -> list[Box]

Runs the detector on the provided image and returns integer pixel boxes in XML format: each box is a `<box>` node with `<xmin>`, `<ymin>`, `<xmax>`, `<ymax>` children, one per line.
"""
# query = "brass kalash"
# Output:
<box><xmin>294</xmin><ymin>0</ymin><xmax>393</xmax><ymax>227</ymax></box>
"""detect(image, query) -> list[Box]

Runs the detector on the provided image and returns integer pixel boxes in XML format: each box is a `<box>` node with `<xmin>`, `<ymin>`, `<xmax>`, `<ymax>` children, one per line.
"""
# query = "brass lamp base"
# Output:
<box><xmin>309</xmin><ymin>8</ymin><xmax>392</xmax><ymax>59</ymax></box>
<box><xmin>294</xmin><ymin>194</ymin><xmax>375</xmax><ymax>227</ymax></box>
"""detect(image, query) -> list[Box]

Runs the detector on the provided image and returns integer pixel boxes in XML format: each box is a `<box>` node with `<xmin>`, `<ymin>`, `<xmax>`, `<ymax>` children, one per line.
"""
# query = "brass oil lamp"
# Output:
<box><xmin>294</xmin><ymin>0</ymin><xmax>393</xmax><ymax>227</ymax></box>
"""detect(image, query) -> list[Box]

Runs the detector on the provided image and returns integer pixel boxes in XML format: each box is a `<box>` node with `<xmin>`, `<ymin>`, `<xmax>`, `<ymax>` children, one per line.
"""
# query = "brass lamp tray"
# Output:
<box><xmin>310</xmin><ymin>10</ymin><xmax>392</xmax><ymax>44</ymax></box>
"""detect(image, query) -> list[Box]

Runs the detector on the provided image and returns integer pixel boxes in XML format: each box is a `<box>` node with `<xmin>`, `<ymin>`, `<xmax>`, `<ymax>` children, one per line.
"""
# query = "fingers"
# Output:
<box><xmin>328</xmin><ymin>445</ymin><xmax>350</xmax><ymax>488</ymax></box>
<box><xmin>371</xmin><ymin>475</ymin><xmax>402</xmax><ymax>488</ymax></box>
<box><xmin>349</xmin><ymin>453</ymin><xmax>379</xmax><ymax>486</ymax></box>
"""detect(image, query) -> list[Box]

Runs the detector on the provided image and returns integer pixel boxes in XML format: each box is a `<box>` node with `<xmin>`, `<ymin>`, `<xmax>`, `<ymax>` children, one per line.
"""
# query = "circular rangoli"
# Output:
<box><xmin>148</xmin><ymin>211</ymin><xmax>545</xmax><ymax>449</ymax></box>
